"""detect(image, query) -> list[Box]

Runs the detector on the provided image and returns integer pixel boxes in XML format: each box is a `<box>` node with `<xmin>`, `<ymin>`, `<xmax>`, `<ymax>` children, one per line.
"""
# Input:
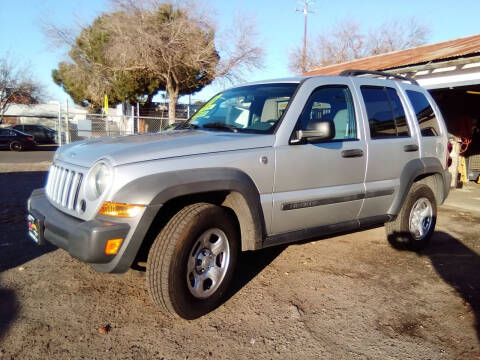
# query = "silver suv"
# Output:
<box><xmin>28</xmin><ymin>70</ymin><xmax>452</xmax><ymax>319</ymax></box>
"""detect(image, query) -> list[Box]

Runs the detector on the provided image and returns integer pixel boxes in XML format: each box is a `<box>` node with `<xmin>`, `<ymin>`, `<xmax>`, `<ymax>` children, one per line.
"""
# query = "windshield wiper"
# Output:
<box><xmin>202</xmin><ymin>122</ymin><xmax>239</xmax><ymax>133</ymax></box>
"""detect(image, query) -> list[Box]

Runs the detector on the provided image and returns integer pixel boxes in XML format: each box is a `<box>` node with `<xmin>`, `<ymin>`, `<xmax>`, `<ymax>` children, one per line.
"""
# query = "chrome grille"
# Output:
<box><xmin>46</xmin><ymin>164</ymin><xmax>83</xmax><ymax>211</ymax></box>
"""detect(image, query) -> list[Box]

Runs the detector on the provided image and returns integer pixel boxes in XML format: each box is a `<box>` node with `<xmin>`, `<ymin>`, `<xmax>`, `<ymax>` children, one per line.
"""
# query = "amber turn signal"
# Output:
<box><xmin>99</xmin><ymin>202</ymin><xmax>144</xmax><ymax>218</ymax></box>
<box><xmin>105</xmin><ymin>238</ymin><xmax>123</xmax><ymax>255</ymax></box>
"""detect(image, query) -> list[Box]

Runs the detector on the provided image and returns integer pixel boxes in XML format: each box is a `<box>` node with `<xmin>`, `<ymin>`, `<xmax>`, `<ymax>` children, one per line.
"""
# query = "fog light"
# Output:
<box><xmin>99</xmin><ymin>202</ymin><xmax>144</xmax><ymax>218</ymax></box>
<box><xmin>105</xmin><ymin>238</ymin><xmax>123</xmax><ymax>255</ymax></box>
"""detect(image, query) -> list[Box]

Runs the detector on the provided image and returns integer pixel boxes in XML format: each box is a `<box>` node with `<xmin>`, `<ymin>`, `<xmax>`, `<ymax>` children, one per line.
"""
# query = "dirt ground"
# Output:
<box><xmin>1</xmin><ymin>163</ymin><xmax>479</xmax><ymax>359</ymax></box>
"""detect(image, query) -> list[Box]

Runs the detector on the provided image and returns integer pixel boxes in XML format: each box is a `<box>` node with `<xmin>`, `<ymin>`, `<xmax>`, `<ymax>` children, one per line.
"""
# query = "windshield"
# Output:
<box><xmin>186</xmin><ymin>83</ymin><xmax>299</xmax><ymax>133</ymax></box>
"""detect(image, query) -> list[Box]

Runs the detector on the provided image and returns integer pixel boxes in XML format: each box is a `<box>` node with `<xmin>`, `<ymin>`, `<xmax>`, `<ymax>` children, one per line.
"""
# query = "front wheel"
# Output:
<box><xmin>146</xmin><ymin>203</ymin><xmax>239</xmax><ymax>319</ymax></box>
<box><xmin>385</xmin><ymin>183</ymin><xmax>437</xmax><ymax>251</ymax></box>
<box><xmin>10</xmin><ymin>141</ymin><xmax>23</xmax><ymax>152</ymax></box>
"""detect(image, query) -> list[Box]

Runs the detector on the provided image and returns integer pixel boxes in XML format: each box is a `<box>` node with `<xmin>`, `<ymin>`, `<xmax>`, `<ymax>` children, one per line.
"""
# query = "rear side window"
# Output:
<box><xmin>0</xmin><ymin>129</ymin><xmax>16</xmax><ymax>136</ymax></box>
<box><xmin>361</xmin><ymin>86</ymin><xmax>410</xmax><ymax>139</ymax></box>
<box><xmin>406</xmin><ymin>90</ymin><xmax>441</xmax><ymax>136</ymax></box>
<box><xmin>299</xmin><ymin>85</ymin><xmax>357</xmax><ymax>140</ymax></box>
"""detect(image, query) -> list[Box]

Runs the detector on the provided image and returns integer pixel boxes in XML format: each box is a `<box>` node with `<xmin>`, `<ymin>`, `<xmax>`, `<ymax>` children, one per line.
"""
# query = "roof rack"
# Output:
<box><xmin>339</xmin><ymin>69</ymin><xmax>419</xmax><ymax>85</ymax></box>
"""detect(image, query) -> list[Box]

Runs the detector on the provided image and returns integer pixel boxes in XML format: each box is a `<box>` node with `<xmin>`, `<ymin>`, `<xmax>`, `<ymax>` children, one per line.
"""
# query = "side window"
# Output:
<box><xmin>386</xmin><ymin>88</ymin><xmax>409</xmax><ymax>136</ymax></box>
<box><xmin>406</xmin><ymin>90</ymin><xmax>441</xmax><ymax>137</ymax></box>
<box><xmin>299</xmin><ymin>85</ymin><xmax>357</xmax><ymax>140</ymax></box>
<box><xmin>361</xmin><ymin>86</ymin><xmax>411</xmax><ymax>139</ymax></box>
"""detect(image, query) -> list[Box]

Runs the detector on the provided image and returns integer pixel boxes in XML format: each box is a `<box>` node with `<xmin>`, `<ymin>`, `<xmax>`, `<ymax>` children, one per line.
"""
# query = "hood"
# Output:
<box><xmin>56</xmin><ymin>130</ymin><xmax>275</xmax><ymax>168</ymax></box>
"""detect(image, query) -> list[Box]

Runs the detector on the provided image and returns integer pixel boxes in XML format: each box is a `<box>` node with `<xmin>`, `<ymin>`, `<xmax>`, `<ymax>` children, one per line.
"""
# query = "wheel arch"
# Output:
<box><xmin>389</xmin><ymin>157</ymin><xmax>447</xmax><ymax>216</ymax></box>
<box><xmin>112</xmin><ymin>168</ymin><xmax>266</xmax><ymax>269</ymax></box>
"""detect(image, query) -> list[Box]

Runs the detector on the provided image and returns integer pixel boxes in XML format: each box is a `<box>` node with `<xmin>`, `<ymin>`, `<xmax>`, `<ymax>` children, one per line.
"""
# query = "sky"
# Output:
<box><xmin>1</xmin><ymin>0</ymin><xmax>480</xmax><ymax>105</ymax></box>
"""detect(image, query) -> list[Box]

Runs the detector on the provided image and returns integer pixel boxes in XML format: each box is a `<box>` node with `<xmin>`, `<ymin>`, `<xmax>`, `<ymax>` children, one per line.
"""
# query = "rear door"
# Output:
<box><xmin>353</xmin><ymin>78</ymin><xmax>420</xmax><ymax>219</ymax></box>
<box><xmin>271</xmin><ymin>77</ymin><xmax>367</xmax><ymax>234</ymax></box>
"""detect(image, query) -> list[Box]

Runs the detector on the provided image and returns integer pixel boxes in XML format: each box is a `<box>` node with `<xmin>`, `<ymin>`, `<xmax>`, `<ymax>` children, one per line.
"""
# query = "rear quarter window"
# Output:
<box><xmin>406</xmin><ymin>90</ymin><xmax>441</xmax><ymax>136</ymax></box>
<box><xmin>360</xmin><ymin>86</ymin><xmax>410</xmax><ymax>139</ymax></box>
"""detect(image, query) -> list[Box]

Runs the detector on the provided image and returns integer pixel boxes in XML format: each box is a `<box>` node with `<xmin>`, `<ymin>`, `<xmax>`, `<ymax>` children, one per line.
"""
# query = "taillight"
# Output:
<box><xmin>446</xmin><ymin>140</ymin><xmax>453</xmax><ymax>168</ymax></box>
<box><xmin>26</xmin><ymin>136</ymin><xmax>34</xmax><ymax>141</ymax></box>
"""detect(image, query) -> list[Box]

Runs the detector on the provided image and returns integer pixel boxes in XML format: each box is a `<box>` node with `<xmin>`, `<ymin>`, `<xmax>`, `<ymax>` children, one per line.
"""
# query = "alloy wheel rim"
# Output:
<box><xmin>186</xmin><ymin>228</ymin><xmax>231</xmax><ymax>299</ymax></box>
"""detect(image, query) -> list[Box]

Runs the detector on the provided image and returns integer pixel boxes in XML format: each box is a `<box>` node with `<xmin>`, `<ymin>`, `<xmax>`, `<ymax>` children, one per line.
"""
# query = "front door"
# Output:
<box><xmin>271</xmin><ymin>79</ymin><xmax>367</xmax><ymax>235</ymax></box>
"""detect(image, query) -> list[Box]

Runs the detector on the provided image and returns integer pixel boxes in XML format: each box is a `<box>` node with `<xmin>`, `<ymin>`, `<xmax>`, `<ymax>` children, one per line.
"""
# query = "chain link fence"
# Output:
<box><xmin>2</xmin><ymin>103</ymin><xmax>193</xmax><ymax>145</ymax></box>
<box><xmin>58</xmin><ymin>113</ymin><xmax>187</xmax><ymax>145</ymax></box>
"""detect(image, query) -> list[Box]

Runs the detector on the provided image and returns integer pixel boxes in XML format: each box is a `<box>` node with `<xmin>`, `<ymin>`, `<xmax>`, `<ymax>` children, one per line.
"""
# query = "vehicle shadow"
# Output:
<box><xmin>0</xmin><ymin>171</ymin><xmax>56</xmax><ymax>273</ymax></box>
<box><xmin>0</xmin><ymin>145</ymin><xmax>57</xmax><ymax>152</ymax></box>
<box><xmin>391</xmin><ymin>230</ymin><xmax>480</xmax><ymax>341</ymax></box>
<box><xmin>34</xmin><ymin>145</ymin><xmax>58</xmax><ymax>151</ymax></box>
<box><xmin>225</xmin><ymin>245</ymin><xmax>287</xmax><ymax>302</ymax></box>
<box><xmin>0</xmin><ymin>282</ymin><xmax>20</xmax><ymax>342</ymax></box>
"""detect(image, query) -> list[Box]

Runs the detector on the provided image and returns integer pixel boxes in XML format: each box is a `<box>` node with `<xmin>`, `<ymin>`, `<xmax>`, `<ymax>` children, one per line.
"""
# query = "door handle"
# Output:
<box><xmin>341</xmin><ymin>149</ymin><xmax>364</xmax><ymax>158</ymax></box>
<box><xmin>403</xmin><ymin>144</ymin><xmax>419</xmax><ymax>152</ymax></box>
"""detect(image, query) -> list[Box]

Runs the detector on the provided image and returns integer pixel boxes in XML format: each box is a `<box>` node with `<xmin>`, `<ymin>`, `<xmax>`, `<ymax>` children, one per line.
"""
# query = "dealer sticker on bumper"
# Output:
<box><xmin>27</xmin><ymin>213</ymin><xmax>44</xmax><ymax>245</ymax></box>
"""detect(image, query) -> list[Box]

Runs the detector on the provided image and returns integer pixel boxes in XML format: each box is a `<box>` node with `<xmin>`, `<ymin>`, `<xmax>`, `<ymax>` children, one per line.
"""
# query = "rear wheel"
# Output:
<box><xmin>146</xmin><ymin>203</ymin><xmax>239</xmax><ymax>319</ymax></box>
<box><xmin>9</xmin><ymin>141</ymin><xmax>23</xmax><ymax>152</ymax></box>
<box><xmin>385</xmin><ymin>183</ymin><xmax>437</xmax><ymax>251</ymax></box>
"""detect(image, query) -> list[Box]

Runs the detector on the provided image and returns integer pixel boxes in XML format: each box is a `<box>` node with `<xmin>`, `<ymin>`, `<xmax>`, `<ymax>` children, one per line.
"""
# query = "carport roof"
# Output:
<box><xmin>304</xmin><ymin>33</ymin><xmax>480</xmax><ymax>76</ymax></box>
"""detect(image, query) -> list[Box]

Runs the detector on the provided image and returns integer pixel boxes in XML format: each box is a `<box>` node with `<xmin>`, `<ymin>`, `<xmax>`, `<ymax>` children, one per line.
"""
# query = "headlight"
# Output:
<box><xmin>87</xmin><ymin>161</ymin><xmax>112</xmax><ymax>200</ymax></box>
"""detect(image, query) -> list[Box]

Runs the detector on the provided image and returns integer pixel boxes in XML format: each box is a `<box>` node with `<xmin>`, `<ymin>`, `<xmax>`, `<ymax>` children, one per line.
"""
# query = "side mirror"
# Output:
<box><xmin>296</xmin><ymin>120</ymin><xmax>335</xmax><ymax>143</ymax></box>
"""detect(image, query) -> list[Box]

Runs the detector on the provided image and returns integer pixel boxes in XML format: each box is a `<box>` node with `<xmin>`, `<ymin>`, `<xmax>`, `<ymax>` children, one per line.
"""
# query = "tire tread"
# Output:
<box><xmin>146</xmin><ymin>203</ymin><xmax>216</xmax><ymax>317</ymax></box>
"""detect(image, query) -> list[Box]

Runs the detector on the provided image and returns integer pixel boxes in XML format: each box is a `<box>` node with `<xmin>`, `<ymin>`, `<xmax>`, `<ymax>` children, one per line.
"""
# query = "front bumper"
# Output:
<box><xmin>28</xmin><ymin>188</ymin><xmax>161</xmax><ymax>273</ymax></box>
<box><xmin>28</xmin><ymin>188</ymin><xmax>130</xmax><ymax>264</ymax></box>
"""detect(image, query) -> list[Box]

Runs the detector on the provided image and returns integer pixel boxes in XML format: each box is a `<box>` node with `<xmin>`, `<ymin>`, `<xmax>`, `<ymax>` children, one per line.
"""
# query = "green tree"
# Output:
<box><xmin>49</xmin><ymin>1</ymin><xmax>264</xmax><ymax>123</ymax></box>
<box><xmin>105</xmin><ymin>3</ymin><xmax>219</xmax><ymax>123</ymax></box>
<box><xmin>52</xmin><ymin>13</ymin><xmax>164</xmax><ymax>109</ymax></box>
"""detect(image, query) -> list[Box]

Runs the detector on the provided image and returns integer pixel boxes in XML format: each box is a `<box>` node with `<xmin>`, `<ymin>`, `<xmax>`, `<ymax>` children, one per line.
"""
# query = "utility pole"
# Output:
<box><xmin>296</xmin><ymin>0</ymin><xmax>315</xmax><ymax>73</ymax></box>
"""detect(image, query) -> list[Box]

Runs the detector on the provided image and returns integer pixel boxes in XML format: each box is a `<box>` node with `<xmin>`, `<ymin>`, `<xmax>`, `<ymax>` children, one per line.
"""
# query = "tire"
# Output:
<box><xmin>146</xmin><ymin>203</ymin><xmax>239</xmax><ymax>319</ymax></box>
<box><xmin>9</xmin><ymin>141</ymin><xmax>23</xmax><ymax>152</ymax></box>
<box><xmin>385</xmin><ymin>183</ymin><xmax>437</xmax><ymax>251</ymax></box>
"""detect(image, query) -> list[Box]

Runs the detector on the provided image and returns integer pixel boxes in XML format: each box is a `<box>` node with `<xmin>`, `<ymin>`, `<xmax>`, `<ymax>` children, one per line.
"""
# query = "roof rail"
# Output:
<box><xmin>339</xmin><ymin>69</ymin><xmax>419</xmax><ymax>85</ymax></box>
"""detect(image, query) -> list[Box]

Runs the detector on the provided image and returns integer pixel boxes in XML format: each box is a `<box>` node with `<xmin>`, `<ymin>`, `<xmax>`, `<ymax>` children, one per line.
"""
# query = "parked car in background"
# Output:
<box><xmin>0</xmin><ymin>128</ymin><xmax>36</xmax><ymax>151</ymax></box>
<box><xmin>12</xmin><ymin>124</ymin><xmax>57</xmax><ymax>144</ymax></box>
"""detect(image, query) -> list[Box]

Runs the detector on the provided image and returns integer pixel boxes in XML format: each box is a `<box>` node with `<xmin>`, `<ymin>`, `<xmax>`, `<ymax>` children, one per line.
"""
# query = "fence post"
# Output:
<box><xmin>57</xmin><ymin>101</ymin><xmax>62</xmax><ymax>146</ymax></box>
<box><xmin>65</xmin><ymin>99</ymin><xmax>70</xmax><ymax>144</ymax></box>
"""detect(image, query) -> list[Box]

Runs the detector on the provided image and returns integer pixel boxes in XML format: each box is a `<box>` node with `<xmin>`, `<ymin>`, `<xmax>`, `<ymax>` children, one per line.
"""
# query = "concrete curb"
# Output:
<box><xmin>0</xmin><ymin>162</ymin><xmax>52</xmax><ymax>173</ymax></box>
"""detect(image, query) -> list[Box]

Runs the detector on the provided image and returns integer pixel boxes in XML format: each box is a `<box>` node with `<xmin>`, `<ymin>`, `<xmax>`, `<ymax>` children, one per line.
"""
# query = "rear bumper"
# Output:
<box><xmin>443</xmin><ymin>169</ymin><xmax>452</xmax><ymax>202</ymax></box>
<box><xmin>28</xmin><ymin>189</ymin><xmax>161</xmax><ymax>273</ymax></box>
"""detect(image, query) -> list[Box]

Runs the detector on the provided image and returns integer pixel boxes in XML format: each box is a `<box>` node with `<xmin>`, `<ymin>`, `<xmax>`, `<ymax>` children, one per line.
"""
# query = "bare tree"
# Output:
<box><xmin>215</xmin><ymin>15</ymin><xmax>265</xmax><ymax>83</ymax></box>
<box><xmin>289</xmin><ymin>17</ymin><xmax>431</xmax><ymax>74</ymax></box>
<box><xmin>0</xmin><ymin>56</ymin><xmax>45</xmax><ymax>123</ymax></box>
<box><xmin>107</xmin><ymin>0</ymin><xmax>264</xmax><ymax>124</ymax></box>
<box><xmin>366</xmin><ymin>18</ymin><xmax>431</xmax><ymax>55</ymax></box>
<box><xmin>46</xmin><ymin>0</ymin><xmax>264</xmax><ymax>124</ymax></box>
